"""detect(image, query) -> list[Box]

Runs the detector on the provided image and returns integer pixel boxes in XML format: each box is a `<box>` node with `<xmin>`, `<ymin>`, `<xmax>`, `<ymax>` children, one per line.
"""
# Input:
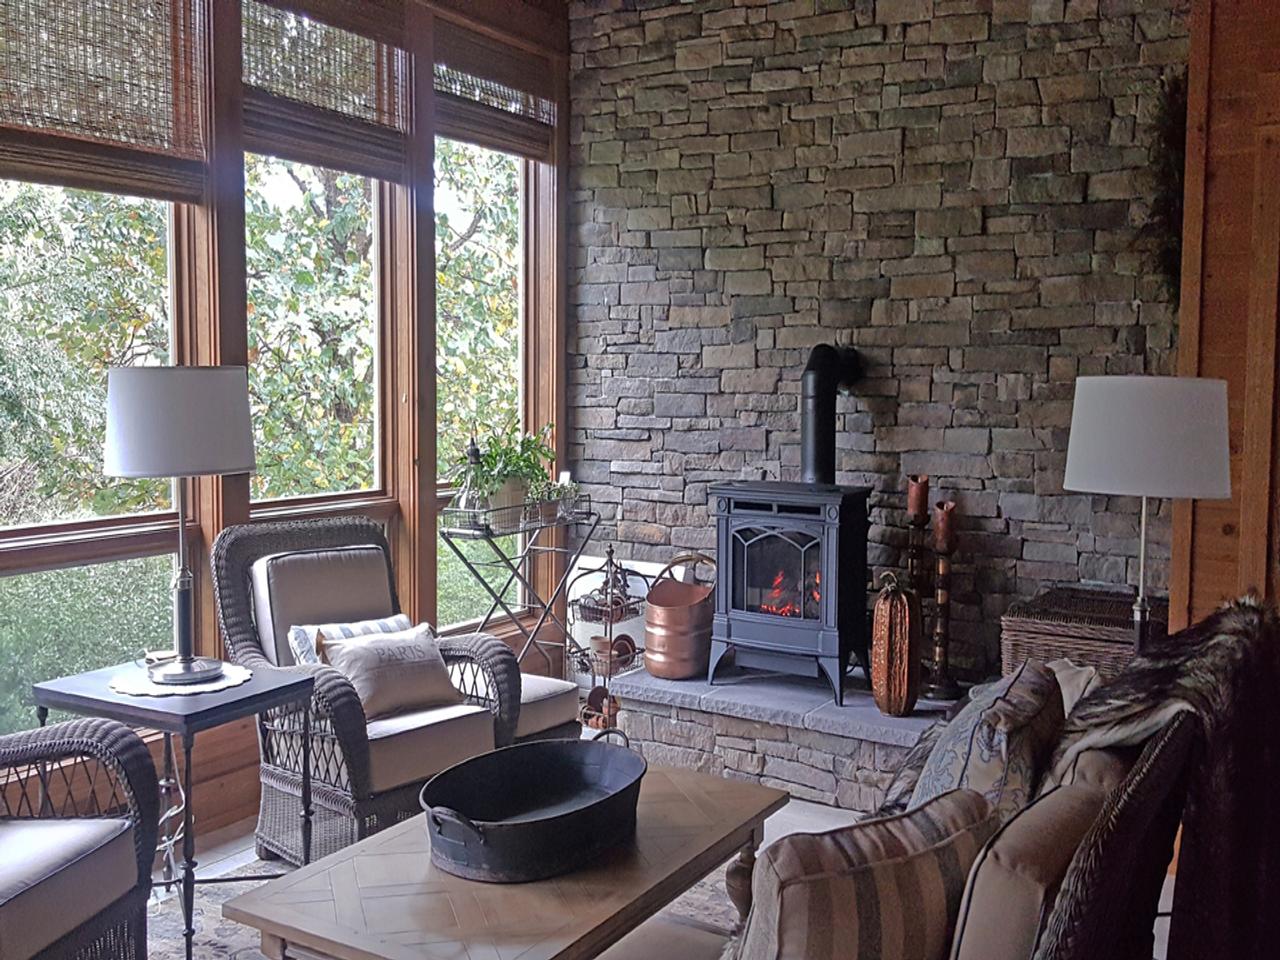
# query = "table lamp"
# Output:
<box><xmin>105</xmin><ymin>367</ymin><xmax>255</xmax><ymax>684</ymax></box>
<box><xmin>1064</xmin><ymin>375</ymin><xmax>1231</xmax><ymax>652</ymax></box>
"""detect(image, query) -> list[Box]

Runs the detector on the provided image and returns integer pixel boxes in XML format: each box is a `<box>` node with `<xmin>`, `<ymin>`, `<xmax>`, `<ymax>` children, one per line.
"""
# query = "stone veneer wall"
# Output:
<box><xmin>566</xmin><ymin>0</ymin><xmax>1188</xmax><ymax>675</ymax></box>
<box><xmin>619</xmin><ymin>698</ymin><xmax>910</xmax><ymax>813</ymax></box>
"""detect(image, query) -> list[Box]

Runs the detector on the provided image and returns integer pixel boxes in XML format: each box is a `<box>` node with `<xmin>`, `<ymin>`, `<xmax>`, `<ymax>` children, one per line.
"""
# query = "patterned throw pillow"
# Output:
<box><xmin>317</xmin><ymin>623</ymin><xmax>462</xmax><ymax>720</ymax></box>
<box><xmin>732</xmin><ymin>790</ymin><xmax>998</xmax><ymax>960</ymax></box>
<box><xmin>874</xmin><ymin>717</ymin><xmax>948</xmax><ymax>818</ymax></box>
<box><xmin>909</xmin><ymin>660</ymin><xmax>1064</xmax><ymax>822</ymax></box>
<box><xmin>288</xmin><ymin>613</ymin><xmax>413</xmax><ymax>666</ymax></box>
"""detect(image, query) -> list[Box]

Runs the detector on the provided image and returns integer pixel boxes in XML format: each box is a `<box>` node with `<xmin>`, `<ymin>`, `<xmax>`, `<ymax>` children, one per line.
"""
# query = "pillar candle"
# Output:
<box><xmin>907</xmin><ymin>474</ymin><xmax>930</xmax><ymax>519</ymax></box>
<box><xmin>934</xmin><ymin>500</ymin><xmax>957</xmax><ymax>553</ymax></box>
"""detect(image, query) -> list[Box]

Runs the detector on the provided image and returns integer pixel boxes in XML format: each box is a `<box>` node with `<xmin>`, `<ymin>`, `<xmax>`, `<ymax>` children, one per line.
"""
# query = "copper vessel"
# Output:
<box><xmin>644</xmin><ymin>552</ymin><xmax>716</xmax><ymax>680</ymax></box>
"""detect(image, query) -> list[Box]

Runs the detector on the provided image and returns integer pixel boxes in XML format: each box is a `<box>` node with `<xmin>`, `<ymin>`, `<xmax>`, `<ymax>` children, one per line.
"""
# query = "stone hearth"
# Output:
<box><xmin>612</xmin><ymin>668</ymin><xmax>946</xmax><ymax>816</ymax></box>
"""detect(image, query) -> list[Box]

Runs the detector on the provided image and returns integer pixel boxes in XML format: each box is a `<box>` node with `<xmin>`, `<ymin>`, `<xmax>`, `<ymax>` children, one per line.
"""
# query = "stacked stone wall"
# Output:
<box><xmin>567</xmin><ymin>0</ymin><xmax>1188</xmax><ymax>675</ymax></box>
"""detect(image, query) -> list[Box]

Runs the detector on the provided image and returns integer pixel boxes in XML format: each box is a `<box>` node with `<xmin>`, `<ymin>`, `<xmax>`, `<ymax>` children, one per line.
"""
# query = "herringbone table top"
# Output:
<box><xmin>224</xmin><ymin>765</ymin><xmax>787</xmax><ymax>960</ymax></box>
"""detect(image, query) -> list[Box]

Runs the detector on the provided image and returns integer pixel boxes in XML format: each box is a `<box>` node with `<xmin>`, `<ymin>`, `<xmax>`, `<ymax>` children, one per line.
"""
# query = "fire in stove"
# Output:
<box><xmin>758</xmin><ymin>570</ymin><xmax>821</xmax><ymax>619</ymax></box>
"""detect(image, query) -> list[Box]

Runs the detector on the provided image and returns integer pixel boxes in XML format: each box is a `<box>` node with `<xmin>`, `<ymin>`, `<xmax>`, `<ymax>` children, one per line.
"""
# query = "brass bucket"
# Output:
<box><xmin>644</xmin><ymin>552</ymin><xmax>716</xmax><ymax>680</ymax></box>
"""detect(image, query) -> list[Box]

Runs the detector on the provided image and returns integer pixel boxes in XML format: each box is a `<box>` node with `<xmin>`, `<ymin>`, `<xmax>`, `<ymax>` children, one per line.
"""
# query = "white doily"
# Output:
<box><xmin>108</xmin><ymin>662</ymin><xmax>253</xmax><ymax>697</ymax></box>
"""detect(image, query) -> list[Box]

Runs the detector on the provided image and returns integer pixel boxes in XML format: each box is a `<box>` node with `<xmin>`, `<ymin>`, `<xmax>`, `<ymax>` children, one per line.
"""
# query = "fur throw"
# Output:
<box><xmin>1048</xmin><ymin>594</ymin><xmax>1280</xmax><ymax>960</ymax></box>
<box><xmin>1046</xmin><ymin>594</ymin><xmax>1275</xmax><ymax>782</ymax></box>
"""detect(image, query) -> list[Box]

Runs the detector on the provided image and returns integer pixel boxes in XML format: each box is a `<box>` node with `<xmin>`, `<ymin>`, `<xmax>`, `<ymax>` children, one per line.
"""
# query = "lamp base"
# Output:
<box><xmin>148</xmin><ymin>656</ymin><xmax>226</xmax><ymax>685</ymax></box>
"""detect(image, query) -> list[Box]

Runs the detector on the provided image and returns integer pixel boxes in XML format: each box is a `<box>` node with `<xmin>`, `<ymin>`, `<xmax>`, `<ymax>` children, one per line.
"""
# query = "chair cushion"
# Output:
<box><xmin>0</xmin><ymin>818</ymin><xmax>135</xmax><ymax>959</ymax></box>
<box><xmin>1039</xmin><ymin>745</ymin><xmax>1138</xmax><ymax>797</ymax></box>
<box><xmin>321</xmin><ymin>624</ymin><xmax>463</xmax><ymax>720</ymax></box>
<box><xmin>1046</xmin><ymin>657</ymin><xmax>1101</xmax><ymax>716</ymax></box>
<box><xmin>365</xmin><ymin>703</ymin><xmax>495</xmax><ymax>793</ymax></box>
<box><xmin>910</xmin><ymin>660</ymin><xmax>1064</xmax><ymax>822</ymax></box>
<box><xmin>289</xmin><ymin>613</ymin><xmax>411</xmax><ymax>665</ymax></box>
<box><xmin>734</xmin><ymin>789</ymin><xmax>997</xmax><ymax>960</ymax></box>
<box><xmin>250</xmin><ymin>545</ymin><xmax>395</xmax><ymax>665</ymax></box>
<box><xmin>950</xmin><ymin>783</ymin><xmax>1110</xmax><ymax>960</ymax></box>
<box><xmin>516</xmin><ymin>674</ymin><xmax>580</xmax><ymax>738</ymax></box>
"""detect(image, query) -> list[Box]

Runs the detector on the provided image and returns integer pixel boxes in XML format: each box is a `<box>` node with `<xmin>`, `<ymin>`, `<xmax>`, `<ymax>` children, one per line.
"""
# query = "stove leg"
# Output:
<box><xmin>818</xmin><ymin>656</ymin><xmax>844</xmax><ymax>705</ymax></box>
<box><xmin>707</xmin><ymin>640</ymin><xmax>731</xmax><ymax>685</ymax></box>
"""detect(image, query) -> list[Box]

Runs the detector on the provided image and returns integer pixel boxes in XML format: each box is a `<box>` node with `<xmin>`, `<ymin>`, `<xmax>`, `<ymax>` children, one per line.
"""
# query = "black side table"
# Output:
<box><xmin>32</xmin><ymin>662</ymin><xmax>314</xmax><ymax>960</ymax></box>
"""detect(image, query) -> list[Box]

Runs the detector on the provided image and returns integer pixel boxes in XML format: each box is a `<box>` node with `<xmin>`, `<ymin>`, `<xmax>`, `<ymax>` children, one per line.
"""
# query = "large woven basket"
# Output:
<box><xmin>1001</xmin><ymin>586</ymin><xmax>1169</xmax><ymax>682</ymax></box>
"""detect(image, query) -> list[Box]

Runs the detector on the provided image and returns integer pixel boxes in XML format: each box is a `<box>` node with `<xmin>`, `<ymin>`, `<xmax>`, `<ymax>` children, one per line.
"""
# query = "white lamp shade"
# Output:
<box><xmin>1064</xmin><ymin>375</ymin><xmax>1230</xmax><ymax>501</ymax></box>
<box><xmin>104</xmin><ymin>366</ymin><xmax>256</xmax><ymax>478</ymax></box>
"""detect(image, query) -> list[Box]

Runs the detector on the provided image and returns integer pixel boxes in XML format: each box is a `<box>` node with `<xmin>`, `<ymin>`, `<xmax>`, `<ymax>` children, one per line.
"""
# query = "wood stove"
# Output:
<box><xmin>708</xmin><ymin>345</ymin><xmax>870</xmax><ymax>705</ymax></box>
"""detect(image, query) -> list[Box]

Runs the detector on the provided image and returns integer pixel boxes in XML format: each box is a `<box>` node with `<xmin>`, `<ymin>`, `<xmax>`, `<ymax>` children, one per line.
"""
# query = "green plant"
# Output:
<box><xmin>450</xmin><ymin>421</ymin><xmax>555</xmax><ymax>498</ymax></box>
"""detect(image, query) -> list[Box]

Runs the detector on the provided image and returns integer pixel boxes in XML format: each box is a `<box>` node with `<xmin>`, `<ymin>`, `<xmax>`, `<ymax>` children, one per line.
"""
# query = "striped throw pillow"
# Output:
<box><xmin>288</xmin><ymin>613</ymin><xmax>413</xmax><ymax>666</ymax></box>
<box><xmin>733</xmin><ymin>790</ymin><xmax>997</xmax><ymax>960</ymax></box>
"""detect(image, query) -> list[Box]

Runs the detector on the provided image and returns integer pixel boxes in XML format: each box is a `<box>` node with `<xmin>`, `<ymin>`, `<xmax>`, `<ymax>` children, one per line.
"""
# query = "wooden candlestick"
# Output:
<box><xmin>923</xmin><ymin>501</ymin><xmax>961</xmax><ymax>701</ymax></box>
<box><xmin>906</xmin><ymin>512</ymin><xmax>929</xmax><ymax>596</ymax></box>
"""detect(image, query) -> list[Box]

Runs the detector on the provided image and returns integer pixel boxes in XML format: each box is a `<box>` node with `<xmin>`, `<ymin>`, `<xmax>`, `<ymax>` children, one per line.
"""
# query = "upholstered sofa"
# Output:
<box><xmin>211</xmin><ymin>516</ymin><xmax>581</xmax><ymax>864</ymax></box>
<box><xmin>0</xmin><ymin>718</ymin><xmax>159</xmax><ymax>960</ymax></box>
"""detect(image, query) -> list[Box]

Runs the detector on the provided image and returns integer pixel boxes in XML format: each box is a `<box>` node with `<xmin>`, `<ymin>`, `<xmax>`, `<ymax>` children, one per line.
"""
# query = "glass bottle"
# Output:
<box><xmin>453</xmin><ymin>437</ymin><xmax>490</xmax><ymax>528</ymax></box>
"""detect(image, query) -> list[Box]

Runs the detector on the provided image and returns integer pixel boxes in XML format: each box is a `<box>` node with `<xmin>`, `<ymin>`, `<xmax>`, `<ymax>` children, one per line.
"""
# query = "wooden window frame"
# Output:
<box><xmin>0</xmin><ymin>5</ymin><xmax>568</xmax><ymax>828</ymax></box>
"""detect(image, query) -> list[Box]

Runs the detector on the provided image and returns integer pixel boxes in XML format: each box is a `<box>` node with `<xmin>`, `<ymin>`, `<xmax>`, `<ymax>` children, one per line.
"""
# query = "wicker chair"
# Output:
<box><xmin>211</xmin><ymin>516</ymin><xmax>565</xmax><ymax>864</ymax></box>
<box><xmin>0</xmin><ymin>718</ymin><xmax>159</xmax><ymax>960</ymax></box>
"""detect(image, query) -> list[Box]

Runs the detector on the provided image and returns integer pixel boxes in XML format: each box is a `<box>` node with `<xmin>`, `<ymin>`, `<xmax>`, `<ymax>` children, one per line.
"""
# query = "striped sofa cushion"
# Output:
<box><xmin>733</xmin><ymin>790</ymin><xmax>997</xmax><ymax>960</ymax></box>
<box><xmin>288</xmin><ymin>613</ymin><xmax>413</xmax><ymax>665</ymax></box>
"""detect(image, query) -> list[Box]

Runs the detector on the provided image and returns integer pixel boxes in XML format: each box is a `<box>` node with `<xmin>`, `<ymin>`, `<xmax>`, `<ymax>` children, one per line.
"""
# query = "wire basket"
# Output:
<box><xmin>441</xmin><ymin>494</ymin><xmax>592</xmax><ymax>538</ymax></box>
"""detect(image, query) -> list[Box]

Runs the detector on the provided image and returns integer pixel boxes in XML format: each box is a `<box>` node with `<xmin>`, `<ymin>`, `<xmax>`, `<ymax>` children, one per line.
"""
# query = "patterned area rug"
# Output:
<box><xmin>147</xmin><ymin>858</ymin><xmax>738</xmax><ymax>959</ymax></box>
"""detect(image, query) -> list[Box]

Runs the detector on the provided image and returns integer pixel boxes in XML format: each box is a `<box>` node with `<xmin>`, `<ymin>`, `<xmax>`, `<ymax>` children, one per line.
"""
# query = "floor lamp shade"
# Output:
<box><xmin>1064</xmin><ymin>376</ymin><xmax>1230</xmax><ymax>501</ymax></box>
<box><xmin>104</xmin><ymin>366</ymin><xmax>255</xmax><ymax>479</ymax></box>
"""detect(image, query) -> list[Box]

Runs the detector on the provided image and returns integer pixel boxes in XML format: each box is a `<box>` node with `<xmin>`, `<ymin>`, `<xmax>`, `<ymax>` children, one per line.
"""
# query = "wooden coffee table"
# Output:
<box><xmin>224</xmin><ymin>765</ymin><xmax>787</xmax><ymax>960</ymax></box>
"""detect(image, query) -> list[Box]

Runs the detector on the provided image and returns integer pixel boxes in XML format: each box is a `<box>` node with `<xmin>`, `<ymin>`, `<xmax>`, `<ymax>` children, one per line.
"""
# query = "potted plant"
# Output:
<box><xmin>449</xmin><ymin>421</ymin><xmax>556</xmax><ymax>518</ymax></box>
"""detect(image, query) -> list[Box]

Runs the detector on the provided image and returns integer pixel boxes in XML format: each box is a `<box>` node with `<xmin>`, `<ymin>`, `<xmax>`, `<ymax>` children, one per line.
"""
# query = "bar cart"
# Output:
<box><xmin>439</xmin><ymin>494</ymin><xmax>601</xmax><ymax>674</ymax></box>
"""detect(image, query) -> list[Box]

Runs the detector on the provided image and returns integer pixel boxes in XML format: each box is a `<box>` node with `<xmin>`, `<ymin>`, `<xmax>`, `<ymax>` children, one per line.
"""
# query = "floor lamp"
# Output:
<box><xmin>1063</xmin><ymin>376</ymin><xmax>1231</xmax><ymax>653</ymax></box>
<box><xmin>105</xmin><ymin>367</ymin><xmax>255</xmax><ymax>684</ymax></box>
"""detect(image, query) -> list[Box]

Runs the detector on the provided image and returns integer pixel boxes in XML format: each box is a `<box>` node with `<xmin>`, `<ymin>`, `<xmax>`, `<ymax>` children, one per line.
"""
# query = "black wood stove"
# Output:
<box><xmin>708</xmin><ymin>345</ymin><xmax>869</xmax><ymax>705</ymax></box>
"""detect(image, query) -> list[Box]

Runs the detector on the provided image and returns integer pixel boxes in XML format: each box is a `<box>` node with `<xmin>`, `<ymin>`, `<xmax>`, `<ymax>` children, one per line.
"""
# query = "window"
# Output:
<box><xmin>0</xmin><ymin>180</ymin><xmax>172</xmax><ymax>528</ymax></box>
<box><xmin>245</xmin><ymin>154</ymin><xmax>379</xmax><ymax>501</ymax></box>
<box><xmin>0</xmin><ymin>554</ymin><xmax>173</xmax><ymax>734</ymax></box>
<box><xmin>435</xmin><ymin>137</ymin><xmax>524</xmax><ymax>627</ymax></box>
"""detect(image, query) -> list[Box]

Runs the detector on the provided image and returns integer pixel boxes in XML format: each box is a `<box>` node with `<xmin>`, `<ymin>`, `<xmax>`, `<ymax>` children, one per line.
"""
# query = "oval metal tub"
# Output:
<box><xmin>419</xmin><ymin>734</ymin><xmax>647</xmax><ymax>883</ymax></box>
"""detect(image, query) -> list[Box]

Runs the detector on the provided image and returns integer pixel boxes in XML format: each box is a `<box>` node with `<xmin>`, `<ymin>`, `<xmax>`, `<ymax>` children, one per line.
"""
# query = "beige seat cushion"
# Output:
<box><xmin>910</xmin><ymin>660</ymin><xmax>1064</xmax><ymax>822</ymax></box>
<box><xmin>950</xmin><ymin>783</ymin><xmax>1110</xmax><ymax>960</ymax></box>
<box><xmin>366</xmin><ymin>703</ymin><xmax>495</xmax><ymax>793</ymax></box>
<box><xmin>320</xmin><ymin>624</ymin><xmax>463</xmax><ymax>720</ymax></box>
<box><xmin>733</xmin><ymin>790</ymin><xmax>998</xmax><ymax>960</ymax></box>
<box><xmin>250</xmin><ymin>545</ymin><xmax>395</xmax><ymax>665</ymax></box>
<box><xmin>516</xmin><ymin>674</ymin><xmax>580</xmax><ymax>738</ymax></box>
<box><xmin>0</xmin><ymin>818</ymin><xmax>135</xmax><ymax>959</ymax></box>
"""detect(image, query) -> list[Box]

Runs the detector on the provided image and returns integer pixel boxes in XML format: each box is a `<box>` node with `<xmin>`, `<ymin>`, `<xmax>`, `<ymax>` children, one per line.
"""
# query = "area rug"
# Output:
<box><xmin>147</xmin><ymin>859</ymin><xmax>738</xmax><ymax>959</ymax></box>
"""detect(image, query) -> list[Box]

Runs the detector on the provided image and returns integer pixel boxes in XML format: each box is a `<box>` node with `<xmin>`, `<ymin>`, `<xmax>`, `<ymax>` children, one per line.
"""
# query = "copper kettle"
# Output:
<box><xmin>643</xmin><ymin>552</ymin><xmax>716</xmax><ymax>680</ymax></box>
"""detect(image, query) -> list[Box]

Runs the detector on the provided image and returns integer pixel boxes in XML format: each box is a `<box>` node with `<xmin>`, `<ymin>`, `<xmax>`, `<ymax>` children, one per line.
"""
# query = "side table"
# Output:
<box><xmin>32</xmin><ymin>662</ymin><xmax>314</xmax><ymax>960</ymax></box>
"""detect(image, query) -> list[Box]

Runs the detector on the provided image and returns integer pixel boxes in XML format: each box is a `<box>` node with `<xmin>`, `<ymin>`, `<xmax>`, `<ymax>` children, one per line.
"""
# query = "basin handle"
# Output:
<box><xmin>592</xmin><ymin>727</ymin><xmax>631</xmax><ymax>749</ymax></box>
<box><xmin>430</xmin><ymin>806</ymin><xmax>485</xmax><ymax>845</ymax></box>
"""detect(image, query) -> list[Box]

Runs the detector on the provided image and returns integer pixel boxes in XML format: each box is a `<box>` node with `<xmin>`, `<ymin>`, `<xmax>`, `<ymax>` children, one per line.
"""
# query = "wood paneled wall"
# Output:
<box><xmin>1172</xmin><ymin>0</ymin><xmax>1280</xmax><ymax>628</ymax></box>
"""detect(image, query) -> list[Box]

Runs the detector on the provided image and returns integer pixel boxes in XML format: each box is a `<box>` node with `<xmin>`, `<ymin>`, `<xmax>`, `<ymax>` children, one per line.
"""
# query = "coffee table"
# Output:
<box><xmin>225</xmin><ymin>765</ymin><xmax>788</xmax><ymax>959</ymax></box>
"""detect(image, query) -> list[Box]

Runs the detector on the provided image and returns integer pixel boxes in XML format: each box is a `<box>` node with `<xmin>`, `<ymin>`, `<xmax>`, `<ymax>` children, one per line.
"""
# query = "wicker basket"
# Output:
<box><xmin>1001</xmin><ymin>587</ymin><xmax>1169</xmax><ymax>682</ymax></box>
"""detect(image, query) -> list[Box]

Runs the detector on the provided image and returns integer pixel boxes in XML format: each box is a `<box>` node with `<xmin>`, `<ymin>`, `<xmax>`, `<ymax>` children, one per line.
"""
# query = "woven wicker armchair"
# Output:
<box><xmin>211</xmin><ymin>516</ymin><xmax>524</xmax><ymax>864</ymax></box>
<box><xmin>0</xmin><ymin>718</ymin><xmax>159</xmax><ymax>960</ymax></box>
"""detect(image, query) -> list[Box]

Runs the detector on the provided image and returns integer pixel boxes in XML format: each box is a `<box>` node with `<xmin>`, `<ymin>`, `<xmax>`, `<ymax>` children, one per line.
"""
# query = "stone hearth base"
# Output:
<box><xmin>612</xmin><ymin>668</ymin><xmax>949</xmax><ymax>816</ymax></box>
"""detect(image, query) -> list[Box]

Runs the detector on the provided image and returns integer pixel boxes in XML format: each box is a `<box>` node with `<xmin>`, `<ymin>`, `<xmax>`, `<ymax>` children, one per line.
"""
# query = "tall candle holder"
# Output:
<box><xmin>923</xmin><ymin>500</ymin><xmax>961</xmax><ymax>701</ymax></box>
<box><xmin>905</xmin><ymin>474</ymin><xmax>930</xmax><ymax>596</ymax></box>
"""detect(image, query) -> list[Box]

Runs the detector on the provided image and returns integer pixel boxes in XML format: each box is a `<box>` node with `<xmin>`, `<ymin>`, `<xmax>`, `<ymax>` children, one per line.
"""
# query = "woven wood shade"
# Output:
<box><xmin>0</xmin><ymin>0</ymin><xmax>207</xmax><ymax>197</ymax></box>
<box><xmin>243</xmin><ymin>0</ymin><xmax>409</xmax><ymax>132</ymax></box>
<box><xmin>434</xmin><ymin>21</ymin><xmax>555</xmax><ymax>161</ymax></box>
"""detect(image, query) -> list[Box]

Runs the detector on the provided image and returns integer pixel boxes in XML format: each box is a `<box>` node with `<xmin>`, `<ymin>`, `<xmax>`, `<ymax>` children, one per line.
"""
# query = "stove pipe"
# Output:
<box><xmin>800</xmin><ymin>344</ymin><xmax>862</xmax><ymax>485</ymax></box>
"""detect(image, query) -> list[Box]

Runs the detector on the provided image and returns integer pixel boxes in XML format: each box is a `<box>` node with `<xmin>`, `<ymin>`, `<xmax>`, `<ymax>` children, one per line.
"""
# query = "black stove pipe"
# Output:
<box><xmin>800</xmin><ymin>344</ymin><xmax>862</xmax><ymax>485</ymax></box>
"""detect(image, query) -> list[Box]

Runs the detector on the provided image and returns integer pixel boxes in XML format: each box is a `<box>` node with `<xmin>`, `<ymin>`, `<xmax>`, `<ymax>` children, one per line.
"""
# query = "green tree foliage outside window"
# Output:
<box><xmin>245</xmin><ymin>155</ymin><xmax>379</xmax><ymax>500</ymax></box>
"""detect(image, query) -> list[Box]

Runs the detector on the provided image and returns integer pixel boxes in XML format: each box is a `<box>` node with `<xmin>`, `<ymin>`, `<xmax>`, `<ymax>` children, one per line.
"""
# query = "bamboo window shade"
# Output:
<box><xmin>241</xmin><ymin>0</ymin><xmax>409</xmax><ymax>182</ymax></box>
<box><xmin>0</xmin><ymin>0</ymin><xmax>207</xmax><ymax>200</ymax></box>
<box><xmin>434</xmin><ymin>21</ymin><xmax>556</xmax><ymax>162</ymax></box>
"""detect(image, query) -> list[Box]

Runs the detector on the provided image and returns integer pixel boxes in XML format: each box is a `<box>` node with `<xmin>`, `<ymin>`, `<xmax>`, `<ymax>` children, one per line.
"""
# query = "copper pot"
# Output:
<box><xmin>644</xmin><ymin>552</ymin><xmax>716</xmax><ymax>680</ymax></box>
